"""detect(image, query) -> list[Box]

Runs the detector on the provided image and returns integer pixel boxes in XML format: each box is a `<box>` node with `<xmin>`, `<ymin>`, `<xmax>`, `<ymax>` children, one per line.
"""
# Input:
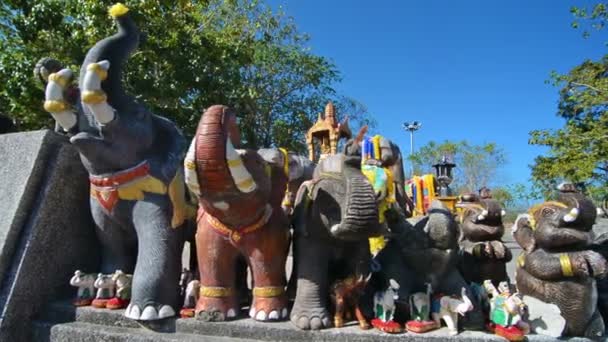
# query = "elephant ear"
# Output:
<box><xmin>512</xmin><ymin>214</ymin><xmax>536</xmax><ymax>252</ymax></box>
<box><xmin>292</xmin><ymin>180</ymin><xmax>315</xmax><ymax>236</ymax></box>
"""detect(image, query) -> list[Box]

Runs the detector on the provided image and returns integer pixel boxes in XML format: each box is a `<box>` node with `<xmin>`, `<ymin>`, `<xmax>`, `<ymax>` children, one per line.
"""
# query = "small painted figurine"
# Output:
<box><xmin>92</xmin><ymin>273</ymin><xmax>116</xmax><ymax>308</ymax></box>
<box><xmin>483</xmin><ymin>280</ymin><xmax>530</xmax><ymax>341</ymax></box>
<box><xmin>180</xmin><ymin>280</ymin><xmax>200</xmax><ymax>318</ymax></box>
<box><xmin>70</xmin><ymin>270</ymin><xmax>96</xmax><ymax>306</ymax></box>
<box><xmin>406</xmin><ymin>283</ymin><xmax>439</xmax><ymax>333</ymax></box>
<box><xmin>106</xmin><ymin>270</ymin><xmax>132</xmax><ymax>310</ymax></box>
<box><xmin>371</xmin><ymin>279</ymin><xmax>402</xmax><ymax>333</ymax></box>
<box><xmin>330</xmin><ymin>274</ymin><xmax>371</xmax><ymax>329</ymax></box>
<box><xmin>431</xmin><ymin>287</ymin><xmax>474</xmax><ymax>336</ymax></box>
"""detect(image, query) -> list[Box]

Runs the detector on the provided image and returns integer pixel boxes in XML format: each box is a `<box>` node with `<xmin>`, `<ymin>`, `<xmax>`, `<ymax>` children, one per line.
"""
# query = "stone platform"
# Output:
<box><xmin>32</xmin><ymin>301</ymin><xmax>595</xmax><ymax>342</ymax></box>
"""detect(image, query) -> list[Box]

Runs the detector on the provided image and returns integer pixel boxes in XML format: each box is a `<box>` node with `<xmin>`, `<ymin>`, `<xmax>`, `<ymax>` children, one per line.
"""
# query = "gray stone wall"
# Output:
<box><xmin>0</xmin><ymin>130</ymin><xmax>100</xmax><ymax>341</ymax></box>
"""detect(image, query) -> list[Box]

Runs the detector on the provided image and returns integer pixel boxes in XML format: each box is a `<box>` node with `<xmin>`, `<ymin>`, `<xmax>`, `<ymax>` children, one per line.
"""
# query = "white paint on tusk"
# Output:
<box><xmin>81</xmin><ymin>60</ymin><xmax>115</xmax><ymax>124</ymax></box>
<box><xmin>43</xmin><ymin>68</ymin><xmax>77</xmax><ymax>131</ymax></box>
<box><xmin>563</xmin><ymin>207</ymin><xmax>580</xmax><ymax>223</ymax></box>
<box><xmin>225</xmin><ymin>138</ymin><xmax>257</xmax><ymax>193</ymax></box>
<box><xmin>184</xmin><ymin>137</ymin><xmax>201</xmax><ymax>197</ymax></box>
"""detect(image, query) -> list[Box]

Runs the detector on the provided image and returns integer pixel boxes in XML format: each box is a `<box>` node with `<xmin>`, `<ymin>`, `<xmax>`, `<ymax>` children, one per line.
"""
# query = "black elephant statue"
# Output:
<box><xmin>513</xmin><ymin>183</ymin><xmax>606</xmax><ymax>337</ymax></box>
<box><xmin>373</xmin><ymin>200</ymin><xmax>485</xmax><ymax>330</ymax></box>
<box><xmin>39</xmin><ymin>3</ymin><xmax>194</xmax><ymax>320</ymax></box>
<box><xmin>458</xmin><ymin>194</ymin><xmax>511</xmax><ymax>286</ymax></box>
<box><xmin>290</xmin><ymin>149</ymin><xmax>385</xmax><ymax>330</ymax></box>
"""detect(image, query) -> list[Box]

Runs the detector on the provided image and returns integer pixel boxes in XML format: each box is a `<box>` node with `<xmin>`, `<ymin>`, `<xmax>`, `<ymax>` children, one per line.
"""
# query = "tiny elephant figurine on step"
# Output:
<box><xmin>458</xmin><ymin>194</ymin><xmax>511</xmax><ymax>285</ymax></box>
<box><xmin>513</xmin><ymin>183</ymin><xmax>607</xmax><ymax>337</ymax></box>
<box><xmin>431</xmin><ymin>287</ymin><xmax>474</xmax><ymax>336</ymax></box>
<box><xmin>39</xmin><ymin>3</ymin><xmax>194</xmax><ymax>320</ymax></box>
<box><xmin>290</xmin><ymin>150</ymin><xmax>386</xmax><ymax>330</ymax></box>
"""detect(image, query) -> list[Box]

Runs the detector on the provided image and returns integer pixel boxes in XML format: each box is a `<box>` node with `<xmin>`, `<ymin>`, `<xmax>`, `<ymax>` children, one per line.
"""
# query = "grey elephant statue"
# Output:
<box><xmin>513</xmin><ymin>183</ymin><xmax>607</xmax><ymax>337</ymax></box>
<box><xmin>458</xmin><ymin>194</ymin><xmax>511</xmax><ymax>286</ymax></box>
<box><xmin>290</xmin><ymin>149</ymin><xmax>385</xmax><ymax>330</ymax></box>
<box><xmin>39</xmin><ymin>3</ymin><xmax>194</xmax><ymax>320</ymax></box>
<box><xmin>372</xmin><ymin>200</ymin><xmax>485</xmax><ymax>330</ymax></box>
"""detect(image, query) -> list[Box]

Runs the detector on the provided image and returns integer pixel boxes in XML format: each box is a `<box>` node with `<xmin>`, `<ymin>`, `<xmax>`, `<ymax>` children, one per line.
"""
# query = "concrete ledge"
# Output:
<box><xmin>40</xmin><ymin>301</ymin><xmax>594</xmax><ymax>342</ymax></box>
<box><xmin>42</xmin><ymin>321</ymin><xmax>258</xmax><ymax>342</ymax></box>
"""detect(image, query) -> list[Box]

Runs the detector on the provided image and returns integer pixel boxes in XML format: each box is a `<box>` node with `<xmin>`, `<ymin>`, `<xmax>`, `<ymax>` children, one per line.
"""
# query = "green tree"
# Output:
<box><xmin>409</xmin><ymin>140</ymin><xmax>507</xmax><ymax>193</ymax></box>
<box><xmin>0</xmin><ymin>0</ymin><xmax>372</xmax><ymax>153</ymax></box>
<box><xmin>529</xmin><ymin>3</ymin><xmax>608</xmax><ymax>201</ymax></box>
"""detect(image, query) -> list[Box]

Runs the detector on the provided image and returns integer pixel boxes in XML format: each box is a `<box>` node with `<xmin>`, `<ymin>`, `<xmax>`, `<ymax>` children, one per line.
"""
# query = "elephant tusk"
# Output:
<box><xmin>501</xmin><ymin>210</ymin><xmax>507</xmax><ymax>216</ymax></box>
<box><xmin>225</xmin><ymin>137</ymin><xmax>257</xmax><ymax>193</ymax></box>
<box><xmin>477</xmin><ymin>214</ymin><xmax>486</xmax><ymax>221</ymax></box>
<box><xmin>563</xmin><ymin>207</ymin><xmax>579</xmax><ymax>223</ymax></box>
<box><xmin>43</xmin><ymin>68</ymin><xmax>77</xmax><ymax>131</ymax></box>
<box><xmin>81</xmin><ymin>60</ymin><xmax>115</xmax><ymax>124</ymax></box>
<box><xmin>184</xmin><ymin>137</ymin><xmax>201</xmax><ymax>197</ymax></box>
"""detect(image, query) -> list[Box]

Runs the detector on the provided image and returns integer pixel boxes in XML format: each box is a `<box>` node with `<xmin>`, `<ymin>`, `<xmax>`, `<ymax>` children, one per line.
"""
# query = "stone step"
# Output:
<box><xmin>33</xmin><ymin>321</ymin><xmax>258</xmax><ymax>342</ymax></box>
<box><xmin>32</xmin><ymin>301</ymin><xmax>582</xmax><ymax>341</ymax></box>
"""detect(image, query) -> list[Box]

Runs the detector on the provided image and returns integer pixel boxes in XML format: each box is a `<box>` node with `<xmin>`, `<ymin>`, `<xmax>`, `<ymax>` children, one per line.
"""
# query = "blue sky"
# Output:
<box><xmin>267</xmin><ymin>0</ymin><xmax>606</xmax><ymax>187</ymax></box>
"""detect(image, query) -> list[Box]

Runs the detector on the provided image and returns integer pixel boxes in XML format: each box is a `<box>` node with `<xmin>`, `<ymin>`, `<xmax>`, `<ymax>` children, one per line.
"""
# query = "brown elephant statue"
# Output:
<box><xmin>458</xmin><ymin>194</ymin><xmax>511</xmax><ymax>286</ymax></box>
<box><xmin>513</xmin><ymin>183</ymin><xmax>607</xmax><ymax>337</ymax></box>
<box><xmin>185</xmin><ymin>105</ymin><xmax>310</xmax><ymax>322</ymax></box>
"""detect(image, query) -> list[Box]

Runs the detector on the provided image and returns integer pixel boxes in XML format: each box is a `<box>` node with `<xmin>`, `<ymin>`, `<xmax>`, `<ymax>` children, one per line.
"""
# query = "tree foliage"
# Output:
<box><xmin>0</xmin><ymin>0</ymin><xmax>373</xmax><ymax>153</ymax></box>
<box><xmin>530</xmin><ymin>3</ymin><xmax>608</xmax><ymax>201</ymax></box>
<box><xmin>409</xmin><ymin>140</ymin><xmax>507</xmax><ymax>194</ymax></box>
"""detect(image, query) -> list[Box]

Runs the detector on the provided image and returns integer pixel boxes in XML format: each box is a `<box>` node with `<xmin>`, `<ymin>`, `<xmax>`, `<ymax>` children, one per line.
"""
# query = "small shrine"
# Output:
<box><xmin>306</xmin><ymin>102</ymin><xmax>351</xmax><ymax>162</ymax></box>
<box><xmin>433</xmin><ymin>156</ymin><xmax>458</xmax><ymax>212</ymax></box>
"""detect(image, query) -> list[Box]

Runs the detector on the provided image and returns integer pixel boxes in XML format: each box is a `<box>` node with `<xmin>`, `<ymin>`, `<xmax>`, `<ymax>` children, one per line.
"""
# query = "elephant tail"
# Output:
<box><xmin>79</xmin><ymin>3</ymin><xmax>140</xmax><ymax>110</ymax></box>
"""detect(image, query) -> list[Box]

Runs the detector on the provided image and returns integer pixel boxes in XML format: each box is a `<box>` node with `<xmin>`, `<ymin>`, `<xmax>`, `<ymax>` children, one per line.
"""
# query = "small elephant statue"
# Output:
<box><xmin>92</xmin><ymin>273</ymin><xmax>116</xmax><ymax>308</ymax></box>
<box><xmin>69</xmin><ymin>270</ymin><xmax>96</xmax><ymax>306</ymax></box>
<box><xmin>290</xmin><ymin>150</ymin><xmax>385</xmax><ymax>330</ymax></box>
<box><xmin>458</xmin><ymin>194</ymin><xmax>511</xmax><ymax>285</ymax></box>
<box><xmin>107</xmin><ymin>270</ymin><xmax>132</xmax><ymax>310</ymax></box>
<box><xmin>431</xmin><ymin>287</ymin><xmax>474</xmax><ymax>336</ymax></box>
<box><xmin>513</xmin><ymin>183</ymin><xmax>607</xmax><ymax>337</ymax></box>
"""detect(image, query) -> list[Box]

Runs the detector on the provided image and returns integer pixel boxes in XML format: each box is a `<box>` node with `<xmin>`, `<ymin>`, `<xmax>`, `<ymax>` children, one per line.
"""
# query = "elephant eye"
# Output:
<box><xmin>541</xmin><ymin>207</ymin><xmax>556</xmax><ymax>217</ymax></box>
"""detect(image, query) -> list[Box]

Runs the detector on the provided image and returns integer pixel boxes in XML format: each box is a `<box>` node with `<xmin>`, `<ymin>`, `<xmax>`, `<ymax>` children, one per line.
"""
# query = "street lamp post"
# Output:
<box><xmin>402</xmin><ymin>121</ymin><xmax>422</xmax><ymax>176</ymax></box>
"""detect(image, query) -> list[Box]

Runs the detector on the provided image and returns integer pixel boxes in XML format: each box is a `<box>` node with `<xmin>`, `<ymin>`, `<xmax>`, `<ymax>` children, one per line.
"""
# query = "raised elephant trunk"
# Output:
<box><xmin>79</xmin><ymin>3</ymin><xmax>140</xmax><ymax>112</ymax></box>
<box><xmin>193</xmin><ymin>105</ymin><xmax>256</xmax><ymax>197</ymax></box>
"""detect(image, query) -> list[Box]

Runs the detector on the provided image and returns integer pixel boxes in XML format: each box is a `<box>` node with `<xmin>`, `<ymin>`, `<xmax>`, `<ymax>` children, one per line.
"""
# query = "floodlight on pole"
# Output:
<box><xmin>402</xmin><ymin>121</ymin><xmax>422</xmax><ymax>176</ymax></box>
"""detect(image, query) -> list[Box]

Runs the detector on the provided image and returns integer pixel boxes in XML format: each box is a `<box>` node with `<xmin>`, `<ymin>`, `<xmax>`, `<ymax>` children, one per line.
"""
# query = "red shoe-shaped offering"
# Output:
<box><xmin>405</xmin><ymin>320</ymin><xmax>439</xmax><ymax>333</ymax></box>
<box><xmin>106</xmin><ymin>297</ymin><xmax>130</xmax><ymax>310</ymax></box>
<box><xmin>495</xmin><ymin>324</ymin><xmax>526</xmax><ymax>342</ymax></box>
<box><xmin>92</xmin><ymin>298</ymin><xmax>110</xmax><ymax>308</ymax></box>
<box><xmin>371</xmin><ymin>318</ymin><xmax>403</xmax><ymax>334</ymax></box>
<box><xmin>73</xmin><ymin>298</ymin><xmax>93</xmax><ymax>307</ymax></box>
<box><xmin>180</xmin><ymin>308</ymin><xmax>195</xmax><ymax>318</ymax></box>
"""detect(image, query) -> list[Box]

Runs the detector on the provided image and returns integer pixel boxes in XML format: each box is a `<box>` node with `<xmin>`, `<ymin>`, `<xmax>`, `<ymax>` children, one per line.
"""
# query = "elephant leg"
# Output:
<box><xmin>91</xmin><ymin>203</ymin><xmax>136</xmax><ymax>274</ymax></box>
<box><xmin>355</xmin><ymin>305</ymin><xmax>370</xmax><ymax>329</ymax></box>
<box><xmin>244</xmin><ymin>222</ymin><xmax>289</xmax><ymax>321</ymax></box>
<box><xmin>333</xmin><ymin>291</ymin><xmax>345</xmax><ymax>328</ymax></box>
<box><xmin>126</xmin><ymin>200</ymin><xmax>183</xmax><ymax>320</ymax></box>
<box><xmin>290</xmin><ymin>235</ymin><xmax>332</xmax><ymax>330</ymax></box>
<box><xmin>194</xmin><ymin>221</ymin><xmax>239</xmax><ymax>321</ymax></box>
